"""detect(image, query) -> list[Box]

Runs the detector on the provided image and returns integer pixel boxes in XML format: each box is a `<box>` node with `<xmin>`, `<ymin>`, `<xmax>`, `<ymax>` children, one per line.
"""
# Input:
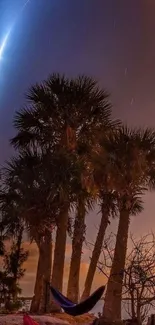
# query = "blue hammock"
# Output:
<box><xmin>50</xmin><ymin>285</ymin><xmax>105</xmax><ymax>316</ymax></box>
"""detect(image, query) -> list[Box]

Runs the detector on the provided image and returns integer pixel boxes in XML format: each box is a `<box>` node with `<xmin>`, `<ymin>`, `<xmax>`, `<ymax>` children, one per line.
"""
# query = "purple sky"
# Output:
<box><xmin>1</xmin><ymin>0</ymin><xmax>155</xmax><ymax>243</ymax></box>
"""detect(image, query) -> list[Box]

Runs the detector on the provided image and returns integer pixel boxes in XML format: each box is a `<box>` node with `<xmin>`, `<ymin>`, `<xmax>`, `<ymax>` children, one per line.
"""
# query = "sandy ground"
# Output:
<box><xmin>0</xmin><ymin>314</ymin><xmax>69</xmax><ymax>325</ymax></box>
<box><xmin>51</xmin><ymin>313</ymin><xmax>96</xmax><ymax>324</ymax></box>
<box><xmin>0</xmin><ymin>313</ymin><xmax>95</xmax><ymax>325</ymax></box>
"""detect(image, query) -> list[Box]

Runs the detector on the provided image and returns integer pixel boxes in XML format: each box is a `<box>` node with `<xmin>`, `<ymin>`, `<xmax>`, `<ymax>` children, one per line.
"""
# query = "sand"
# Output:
<box><xmin>0</xmin><ymin>314</ymin><xmax>70</xmax><ymax>325</ymax></box>
<box><xmin>0</xmin><ymin>313</ymin><xmax>95</xmax><ymax>325</ymax></box>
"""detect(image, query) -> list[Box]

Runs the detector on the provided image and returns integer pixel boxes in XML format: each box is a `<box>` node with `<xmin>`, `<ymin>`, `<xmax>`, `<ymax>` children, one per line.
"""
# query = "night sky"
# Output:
<box><xmin>1</xmin><ymin>0</ymin><xmax>155</xmax><ymax>295</ymax></box>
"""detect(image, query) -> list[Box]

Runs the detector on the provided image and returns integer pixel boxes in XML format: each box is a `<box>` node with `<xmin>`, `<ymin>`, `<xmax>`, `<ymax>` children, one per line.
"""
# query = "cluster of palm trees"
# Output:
<box><xmin>1</xmin><ymin>74</ymin><xmax>155</xmax><ymax>323</ymax></box>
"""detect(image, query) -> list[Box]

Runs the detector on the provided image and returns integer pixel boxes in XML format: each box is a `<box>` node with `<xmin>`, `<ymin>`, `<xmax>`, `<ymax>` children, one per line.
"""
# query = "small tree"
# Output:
<box><xmin>123</xmin><ymin>234</ymin><xmax>155</xmax><ymax>324</ymax></box>
<box><xmin>97</xmin><ymin>233</ymin><xmax>155</xmax><ymax>324</ymax></box>
<box><xmin>3</xmin><ymin>227</ymin><xmax>29</xmax><ymax>302</ymax></box>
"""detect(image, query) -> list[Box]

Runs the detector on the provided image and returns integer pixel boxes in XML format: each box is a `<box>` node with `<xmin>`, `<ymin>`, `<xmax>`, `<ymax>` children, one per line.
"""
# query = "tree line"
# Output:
<box><xmin>1</xmin><ymin>74</ymin><xmax>155</xmax><ymax>324</ymax></box>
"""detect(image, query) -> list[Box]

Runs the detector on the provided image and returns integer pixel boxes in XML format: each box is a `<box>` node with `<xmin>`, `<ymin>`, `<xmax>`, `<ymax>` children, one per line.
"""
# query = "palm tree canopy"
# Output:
<box><xmin>0</xmin><ymin>147</ymin><xmax>88</xmax><ymax>236</ymax></box>
<box><xmin>93</xmin><ymin>126</ymin><xmax>155</xmax><ymax>212</ymax></box>
<box><xmin>11</xmin><ymin>74</ymin><xmax>119</xmax><ymax>151</ymax></box>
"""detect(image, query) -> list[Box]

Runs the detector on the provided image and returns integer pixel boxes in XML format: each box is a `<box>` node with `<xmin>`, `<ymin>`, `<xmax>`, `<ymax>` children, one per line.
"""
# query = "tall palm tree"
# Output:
<box><xmin>1</xmin><ymin>147</ymin><xmax>85</xmax><ymax>312</ymax></box>
<box><xmin>81</xmin><ymin>192</ymin><xmax>117</xmax><ymax>301</ymax></box>
<box><xmin>50</xmin><ymin>150</ymin><xmax>85</xmax><ymax>311</ymax></box>
<box><xmin>11</xmin><ymin>74</ymin><xmax>117</xmax><ymax>303</ymax></box>
<box><xmin>103</xmin><ymin>194</ymin><xmax>143</xmax><ymax>322</ymax></box>
<box><xmin>67</xmin><ymin>195</ymin><xmax>87</xmax><ymax>303</ymax></box>
<box><xmin>67</xmin><ymin>150</ymin><xmax>100</xmax><ymax>302</ymax></box>
<box><xmin>1</xmin><ymin>149</ymin><xmax>77</xmax><ymax>311</ymax></box>
<box><xmin>0</xmin><ymin>151</ymin><xmax>54</xmax><ymax>313</ymax></box>
<box><xmin>81</xmin><ymin>134</ymin><xmax>119</xmax><ymax>302</ymax></box>
<box><xmin>98</xmin><ymin>127</ymin><xmax>155</xmax><ymax>322</ymax></box>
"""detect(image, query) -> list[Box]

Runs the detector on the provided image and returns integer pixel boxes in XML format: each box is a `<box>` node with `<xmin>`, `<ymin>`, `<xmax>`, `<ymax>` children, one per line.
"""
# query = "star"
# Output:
<box><xmin>130</xmin><ymin>98</ymin><xmax>134</xmax><ymax>106</ymax></box>
<box><xmin>124</xmin><ymin>68</ymin><xmax>128</xmax><ymax>76</ymax></box>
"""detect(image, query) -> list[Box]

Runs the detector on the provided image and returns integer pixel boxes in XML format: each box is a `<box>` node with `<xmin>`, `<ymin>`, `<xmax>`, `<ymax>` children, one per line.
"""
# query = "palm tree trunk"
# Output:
<box><xmin>81</xmin><ymin>207</ymin><xmax>109</xmax><ymax>301</ymax></box>
<box><xmin>67</xmin><ymin>198</ymin><xmax>86</xmax><ymax>303</ymax></box>
<box><xmin>102</xmin><ymin>208</ymin><xmax>130</xmax><ymax>322</ymax></box>
<box><xmin>12</xmin><ymin>227</ymin><xmax>23</xmax><ymax>302</ymax></box>
<box><xmin>50</xmin><ymin>203</ymin><xmax>69</xmax><ymax>312</ymax></box>
<box><xmin>30</xmin><ymin>245</ymin><xmax>43</xmax><ymax>313</ymax></box>
<box><xmin>30</xmin><ymin>229</ymin><xmax>52</xmax><ymax>313</ymax></box>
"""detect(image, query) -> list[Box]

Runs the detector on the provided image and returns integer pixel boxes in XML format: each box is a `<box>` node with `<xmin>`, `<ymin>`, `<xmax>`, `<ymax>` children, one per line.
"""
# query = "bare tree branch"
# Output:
<box><xmin>97</xmin><ymin>232</ymin><xmax>155</xmax><ymax>322</ymax></box>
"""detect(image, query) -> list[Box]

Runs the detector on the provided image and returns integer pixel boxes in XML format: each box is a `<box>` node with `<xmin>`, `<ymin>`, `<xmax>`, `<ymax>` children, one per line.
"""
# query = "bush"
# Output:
<box><xmin>5</xmin><ymin>299</ymin><xmax>22</xmax><ymax>312</ymax></box>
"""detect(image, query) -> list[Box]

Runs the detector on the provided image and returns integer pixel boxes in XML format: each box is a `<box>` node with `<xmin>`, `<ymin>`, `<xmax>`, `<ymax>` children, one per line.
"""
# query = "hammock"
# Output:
<box><xmin>50</xmin><ymin>285</ymin><xmax>105</xmax><ymax>316</ymax></box>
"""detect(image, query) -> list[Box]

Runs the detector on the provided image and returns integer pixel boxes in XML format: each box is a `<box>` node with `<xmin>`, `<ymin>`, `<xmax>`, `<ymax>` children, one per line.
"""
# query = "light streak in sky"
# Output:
<box><xmin>0</xmin><ymin>0</ymin><xmax>31</xmax><ymax>61</ymax></box>
<box><xmin>22</xmin><ymin>0</ymin><xmax>31</xmax><ymax>10</ymax></box>
<box><xmin>0</xmin><ymin>30</ymin><xmax>11</xmax><ymax>60</ymax></box>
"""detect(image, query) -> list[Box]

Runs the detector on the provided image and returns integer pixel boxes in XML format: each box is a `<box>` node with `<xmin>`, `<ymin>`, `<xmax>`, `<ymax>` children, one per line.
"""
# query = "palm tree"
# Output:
<box><xmin>98</xmin><ymin>127</ymin><xmax>155</xmax><ymax>322</ymax></box>
<box><xmin>67</xmin><ymin>196</ymin><xmax>87</xmax><ymax>303</ymax></box>
<box><xmin>11</xmin><ymin>75</ymin><xmax>114</xmax><ymax>153</ymax></box>
<box><xmin>80</xmin><ymin>135</ymin><xmax>119</xmax><ymax>302</ymax></box>
<box><xmin>103</xmin><ymin>194</ymin><xmax>144</xmax><ymax>323</ymax></box>
<box><xmin>10</xmin><ymin>74</ymin><xmax>117</xmax><ymax>303</ymax></box>
<box><xmin>66</xmin><ymin>148</ymin><xmax>100</xmax><ymax>303</ymax></box>
<box><xmin>1</xmin><ymin>147</ymin><xmax>85</xmax><ymax>312</ymax></box>
<box><xmin>50</xmin><ymin>150</ymin><xmax>85</xmax><ymax>311</ymax></box>
<box><xmin>0</xmin><ymin>150</ymin><xmax>57</xmax><ymax>313</ymax></box>
<box><xmin>81</xmin><ymin>192</ymin><xmax>117</xmax><ymax>301</ymax></box>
